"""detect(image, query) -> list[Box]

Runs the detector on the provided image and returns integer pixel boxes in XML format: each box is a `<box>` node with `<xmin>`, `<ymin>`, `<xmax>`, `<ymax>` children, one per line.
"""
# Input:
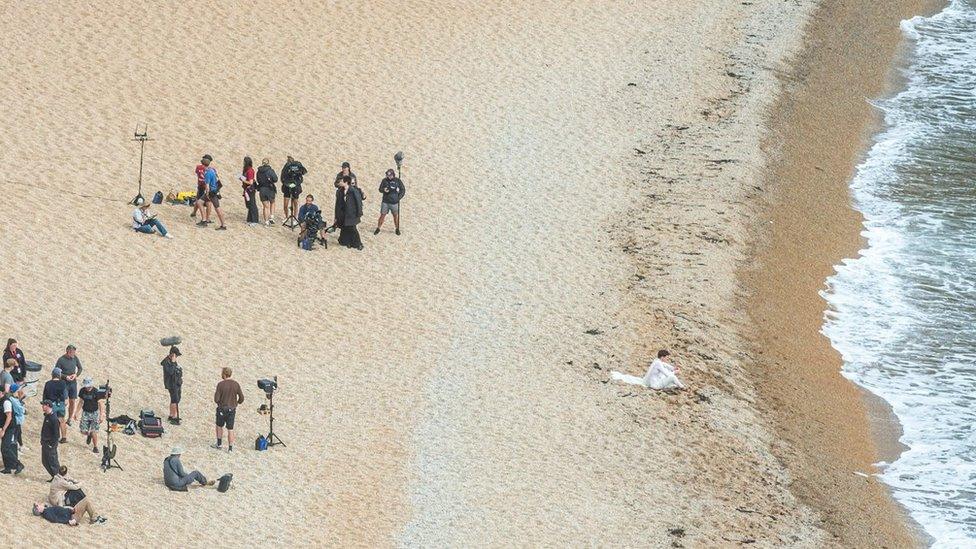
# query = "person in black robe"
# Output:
<box><xmin>334</xmin><ymin>176</ymin><xmax>364</xmax><ymax>250</ymax></box>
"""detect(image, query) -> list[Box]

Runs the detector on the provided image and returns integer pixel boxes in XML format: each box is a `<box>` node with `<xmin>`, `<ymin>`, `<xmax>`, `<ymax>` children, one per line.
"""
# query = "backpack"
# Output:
<box><xmin>255</xmin><ymin>435</ymin><xmax>268</xmax><ymax>451</ymax></box>
<box><xmin>152</xmin><ymin>191</ymin><xmax>164</xmax><ymax>204</ymax></box>
<box><xmin>137</xmin><ymin>409</ymin><xmax>164</xmax><ymax>438</ymax></box>
<box><xmin>217</xmin><ymin>473</ymin><xmax>233</xmax><ymax>493</ymax></box>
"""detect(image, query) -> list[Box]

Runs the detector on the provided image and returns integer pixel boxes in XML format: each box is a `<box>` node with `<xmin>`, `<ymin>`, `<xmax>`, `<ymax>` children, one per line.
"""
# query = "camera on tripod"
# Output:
<box><xmin>255</xmin><ymin>376</ymin><xmax>284</xmax><ymax>448</ymax></box>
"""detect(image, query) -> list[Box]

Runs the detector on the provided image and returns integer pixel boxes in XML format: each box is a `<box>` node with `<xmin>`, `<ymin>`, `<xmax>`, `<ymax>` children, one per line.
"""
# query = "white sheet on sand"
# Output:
<box><xmin>610</xmin><ymin>371</ymin><xmax>646</xmax><ymax>386</ymax></box>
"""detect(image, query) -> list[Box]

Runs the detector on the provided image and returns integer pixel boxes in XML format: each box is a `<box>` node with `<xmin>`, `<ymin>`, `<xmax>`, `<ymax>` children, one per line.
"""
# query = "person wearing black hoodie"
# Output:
<box><xmin>280</xmin><ymin>156</ymin><xmax>307</xmax><ymax>222</ymax></box>
<box><xmin>256</xmin><ymin>158</ymin><xmax>278</xmax><ymax>225</ymax></box>
<box><xmin>374</xmin><ymin>169</ymin><xmax>406</xmax><ymax>235</ymax></box>
<box><xmin>334</xmin><ymin>176</ymin><xmax>364</xmax><ymax>250</ymax></box>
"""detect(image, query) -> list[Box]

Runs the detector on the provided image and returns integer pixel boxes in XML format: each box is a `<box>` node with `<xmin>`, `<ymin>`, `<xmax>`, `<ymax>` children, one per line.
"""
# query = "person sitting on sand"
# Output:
<box><xmin>133</xmin><ymin>201</ymin><xmax>173</xmax><ymax>238</ymax></box>
<box><xmin>49</xmin><ymin>465</ymin><xmax>86</xmax><ymax>507</ymax></box>
<box><xmin>163</xmin><ymin>446</ymin><xmax>215</xmax><ymax>491</ymax></box>
<box><xmin>644</xmin><ymin>350</ymin><xmax>685</xmax><ymax>390</ymax></box>
<box><xmin>32</xmin><ymin>500</ymin><xmax>106</xmax><ymax>526</ymax></box>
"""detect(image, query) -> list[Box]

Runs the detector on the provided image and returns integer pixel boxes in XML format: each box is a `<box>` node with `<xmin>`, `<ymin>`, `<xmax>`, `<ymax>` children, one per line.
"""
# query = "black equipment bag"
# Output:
<box><xmin>137</xmin><ymin>409</ymin><xmax>164</xmax><ymax>438</ymax></box>
<box><xmin>217</xmin><ymin>473</ymin><xmax>233</xmax><ymax>493</ymax></box>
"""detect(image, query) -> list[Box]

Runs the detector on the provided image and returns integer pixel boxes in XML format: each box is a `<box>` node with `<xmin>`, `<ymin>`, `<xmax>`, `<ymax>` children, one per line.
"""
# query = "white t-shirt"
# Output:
<box><xmin>644</xmin><ymin>358</ymin><xmax>680</xmax><ymax>390</ymax></box>
<box><xmin>132</xmin><ymin>208</ymin><xmax>149</xmax><ymax>229</ymax></box>
<box><xmin>2</xmin><ymin>399</ymin><xmax>11</xmax><ymax>414</ymax></box>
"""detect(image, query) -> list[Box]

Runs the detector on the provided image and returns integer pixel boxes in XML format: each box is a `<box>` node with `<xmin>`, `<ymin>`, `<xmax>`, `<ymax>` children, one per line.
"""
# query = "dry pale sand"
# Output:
<box><xmin>0</xmin><ymin>0</ymin><xmax>913</xmax><ymax>547</ymax></box>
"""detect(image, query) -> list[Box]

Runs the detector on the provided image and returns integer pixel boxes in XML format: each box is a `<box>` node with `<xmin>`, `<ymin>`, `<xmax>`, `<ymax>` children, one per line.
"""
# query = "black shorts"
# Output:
<box><xmin>282</xmin><ymin>184</ymin><xmax>302</xmax><ymax>199</ymax></box>
<box><xmin>168</xmin><ymin>385</ymin><xmax>181</xmax><ymax>405</ymax></box>
<box><xmin>65</xmin><ymin>379</ymin><xmax>78</xmax><ymax>399</ymax></box>
<box><xmin>259</xmin><ymin>186</ymin><xmax>276</xmax><ymax>202</ymax></box>
<box><xmin>196</xmin><ymin>185</ymin><xmax>206</xmax><ymax>199</ymax></box>
<box><xmin>215</xmin><ymin>407</ymin><xmax>236</xmax><ymax>429</ymax></box>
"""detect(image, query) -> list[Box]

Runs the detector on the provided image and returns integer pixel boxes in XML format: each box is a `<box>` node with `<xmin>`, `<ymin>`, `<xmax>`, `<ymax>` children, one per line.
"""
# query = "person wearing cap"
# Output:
<box><xmin>40</xmin><ymin>400</ymin><xmax>60</xmax><ymax>479</ymax></box>
<box><xmin>0</xmin><ymin>384</ymin><xmax>23</xmax><ymax>474</ymax></box>
<box><xmin>9</xmin><ymin>383</ymin><xmax>25</xmax><ymax>455</ymax></box>
<box><xmin>374</xmin><ymin>168</ymin><xmax>406</xmax><ymax>236</ymax></box>
<box><xmin>2</xmin><ymin>338</ymin><xmax>28</xmax><ymax>383</ymax></box>
<box><xmin>198</xmin><ymin>156</ymin><xmax>227</xmax><ymax>230</ymax></box>
<box><xmin>161</xmin><ymin>346</ymin><xmax>183</xmax><ymax>425</ymax></box>
<box><xmin>77</xmin><ymin>378</ymin><xmax>105</xmax><ymax>454</ymax></box>
<box><xmin>132</xmin><ymin>200</ymin><xmax>173</xmax><ymax>238</ymax></box>
<box><xmin>256</xmin><ymin>157</ymin><xmax>279</xmax><ymax>225</ymax></box>
<box><xmin>192</xmin><ymin>154</ymin><xmax>214</xmax><ymax>222</ymax></box>
<box><xmin>55</xmin><ymin>345</ymin><xmax>82</xmax><ymax>426</ymax></box>
<box><xmin>281</xmin><ymin>155</ymin><xmax>307</xmax><ymax>222</ymax></box>
<box><xmin>163</xmin><ymin>446</ymin><xmax>215</xmax><ymax>491</ymax></box>
<box><xmin>42</xmin><ymin>368</ymin><xmax>68</xmax><ymax>442</ymax></box>
<box><xmin>333</xmin><ymin>161</ymin><xmax>357</xmax><ymax>189</ymax></box>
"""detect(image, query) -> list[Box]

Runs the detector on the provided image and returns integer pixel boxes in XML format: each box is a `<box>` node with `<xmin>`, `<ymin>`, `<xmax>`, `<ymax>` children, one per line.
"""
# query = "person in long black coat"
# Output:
<box><xmin>334</xmin><ymin>176</ymin><xmax>364</xmax><ymax>250</ymax></box>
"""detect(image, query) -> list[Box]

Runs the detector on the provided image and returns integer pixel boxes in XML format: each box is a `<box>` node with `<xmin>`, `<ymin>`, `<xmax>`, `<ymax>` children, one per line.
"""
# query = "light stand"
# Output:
<box><xmin>130</xmin><ymin>125</ymin><xmax>153</xmax><ymax>205</ymax></box>
<box><xmin>265</xmin><ymin>391</ymin><xmax>285</xmax><ymax>447</ymax></box>
<box><xmin>100</xmin><ymin>380</ymin><xmax>122</xmax><ymax>472</ymax></box>
<box><xmin>394</xmin><ymin>151</ymin><xmax>404</xmax><ymax>179</ymax></box>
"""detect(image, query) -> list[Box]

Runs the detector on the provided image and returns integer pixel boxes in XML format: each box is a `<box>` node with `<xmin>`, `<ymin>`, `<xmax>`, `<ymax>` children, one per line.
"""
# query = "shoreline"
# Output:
<box><xmin>744</xmin><ymin>0</ymin><xmax>943</xmax><ymax>546</ymax></box>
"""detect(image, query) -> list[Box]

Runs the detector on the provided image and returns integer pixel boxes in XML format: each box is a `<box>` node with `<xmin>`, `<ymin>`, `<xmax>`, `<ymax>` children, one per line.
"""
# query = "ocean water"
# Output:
<box><xmin>821</xmin><ymin>1</ymin><xmax>976</xmax><ymax>546</ymax></box>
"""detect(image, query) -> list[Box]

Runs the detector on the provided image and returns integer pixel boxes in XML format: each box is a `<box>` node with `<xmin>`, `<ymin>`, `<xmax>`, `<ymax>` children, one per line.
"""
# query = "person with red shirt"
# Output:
<box><xmin>191</xmin><ymin>154</ymin><xmax>214</xmax><ymax>223</ymax></box>
<box><xmin>241</xmin><ymin>156</ymin><xmax>259</xmax><ymax>225</ymax></box>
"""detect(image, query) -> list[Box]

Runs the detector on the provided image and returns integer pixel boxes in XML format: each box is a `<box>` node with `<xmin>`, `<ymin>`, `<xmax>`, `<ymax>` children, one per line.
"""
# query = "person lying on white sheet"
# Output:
<box><xmin>643</xmin><ymin>349</ymin><xmax>684</xmax><ymax>390</ymax></box>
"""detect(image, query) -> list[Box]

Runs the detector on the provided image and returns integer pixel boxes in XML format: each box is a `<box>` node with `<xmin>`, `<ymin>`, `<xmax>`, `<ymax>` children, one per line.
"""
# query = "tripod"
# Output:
<box><xmin>100</xmin><ymin>382</ymin><xmax>122</xmax><ymax>472</ymax></box>
<box><xmin>265</xmin><ymin>391</ymin><xmax>285</xmax><ymax>447</ymax></box>
<box><xmin>130</xmin><ymin>125</ymin><xmax>153</xmax><ymax>205</ymax></box>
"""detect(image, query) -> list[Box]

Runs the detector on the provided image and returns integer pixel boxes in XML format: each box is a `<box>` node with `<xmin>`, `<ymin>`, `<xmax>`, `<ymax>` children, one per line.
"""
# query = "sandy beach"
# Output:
<box><xmin>0</xmin><ymin>0</ymin><xmax>934</xmax><ymax>546</ymax></box>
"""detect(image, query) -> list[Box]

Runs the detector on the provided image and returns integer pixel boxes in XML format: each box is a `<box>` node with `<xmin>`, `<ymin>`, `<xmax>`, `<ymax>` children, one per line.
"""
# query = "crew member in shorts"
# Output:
<box><xmin>280</xmin><ymin>155</ymin><xmax>307</xmax><ymax>221</ymax></box>
<box><xmin>162</xmin><ymin>346</ymin><xmax>183</xmax><ymax>425</ymax></box>
<box><xmin>192</xmin><ymin>154</ymin><xmax>212</xmax><ymax>221</ymax></box>
<box><xmin>374</xmin><ymin>168</ymin><xmax>406</xmax><ymax>235</ymax></box>
<box><xmin>41</xmin><ymin>369</ymin><xmax>67</xmax><ymax>443</ymax></box>
<box><xmin>211</xmin><ymin>367</ymin><xmax>243</xmax><ymax>452</ymax></box>
<box><xmin>55</xmin><ymin>345</ymin><xmax>82</xmax><ymax>425</ymax></box>
<box><xmin>77</xmin><ymin>379</ymin><xmax>104</xmax><ymax>454</ymax></box>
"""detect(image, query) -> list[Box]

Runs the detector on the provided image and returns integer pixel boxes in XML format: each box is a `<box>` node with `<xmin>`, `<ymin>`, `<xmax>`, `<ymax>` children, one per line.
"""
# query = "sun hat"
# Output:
<box><xmin>82</xmin><ymin>378</ymin><xmax>93</xmax><ymax>388</ymax></box>
<box><xmin>9</xmin><ymin>384</ymin><xmax>19</xmax><ymax>392</ymax></box>
<box><xmin>170</xmin><ymin>446</ymin><xmax>184</xmax><ymax>455</ymax></box>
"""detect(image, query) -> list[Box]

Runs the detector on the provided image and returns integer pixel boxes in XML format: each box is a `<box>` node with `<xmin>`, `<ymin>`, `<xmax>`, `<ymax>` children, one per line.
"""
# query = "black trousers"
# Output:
<box><xmin>339</xmin><ymin>225</ymin><xmax>362</xmax><ymax>248</ymax></box>
<box><xmin>1</xmin><ymin>426</ymin><xmax>21</xmax><ymax>470</ymax></box>
<box><xmin>245</xmin><ymin>196</ymin><xmax>259</xmax><ymax>223</ymax></box>
<box><xmin>41</xmin><ymin>441</ymin><xmax>59</xmax><ymax>477</ymax></box>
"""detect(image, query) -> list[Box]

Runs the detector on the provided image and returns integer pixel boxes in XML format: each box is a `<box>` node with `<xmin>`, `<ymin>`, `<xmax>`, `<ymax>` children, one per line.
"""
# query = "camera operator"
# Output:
<box><xmin>55</xmin><ymin>345</ymin><xmax>82</xmax><ymax>426</ymax></box>
<box><xmin>374</xmin><ymin>168</ymin><xmax>406</xmax><ymax>236</ymax></box>
<box><xmin>281</xmin><ymin>155</ymin><xmax>307</xmax><ymax>222</ymax></box>
<box><xmin>161</xmin><ymin>346</ymin><xmax>183</xmax><ymax>425</ymax></box>
<box><xmin>212</xmin><ymin>367</ymin><xmax>243</xmax><ymax>452</ymax></box>
<box><xmin>257</xmin><ymin>158</ymin><xmax>279</xmax><ymax>225</ymax></box>
<box><xmin>77</xmin><ymin>379</ymin><xmax>104</xmax><ymax>454</ymax></box>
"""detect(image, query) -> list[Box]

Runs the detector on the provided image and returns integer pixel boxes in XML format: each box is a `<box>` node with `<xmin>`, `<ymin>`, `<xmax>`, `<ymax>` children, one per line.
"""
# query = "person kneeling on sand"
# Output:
<box><xmin>133</xmin><ymin>201</ymin><xmax>173</xmax><ymax>238</ymax></box>
<box><xmin>644</xmin><ymin>349</ymin><xmax>685</xmax><ymax>391</ymax></box>
<box><xmin>164</xmin><ymin>446</ymin><xmax>215</xmax><ymax>491</ymax></box>
<box><xmin>33</xmin><ymin>500</ymin><xmax>106</xmax><ymax>526</ymax></box>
